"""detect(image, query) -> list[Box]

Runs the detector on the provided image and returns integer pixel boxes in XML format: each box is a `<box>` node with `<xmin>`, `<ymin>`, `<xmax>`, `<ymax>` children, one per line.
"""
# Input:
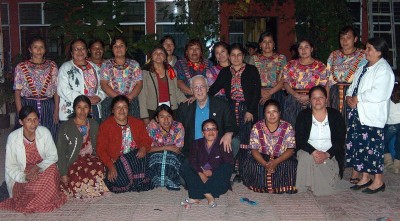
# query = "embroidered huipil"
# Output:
<box><xmin>282</xmin><ymin>59</ymin><xmax>327</xmax><ymax>89</ymax></box>
<box><xmin>206</xmin><ymin>65</ymin><xmax>225</xmax><ymax>95</ymax></box>
<box><xmin>120</xmin><ymin>124</ymin><xmax>137</xmax><ymax>154</ymax></box>
<box><xmin>146</xmin><ymin>120</ymin><xmax>184</xmax><ymax>148</ymax></box>
<box><xmin>249</xmin><ymin>54</ymin><xmax>287</xmax><ymax>88</ymax></box>
<box><xmin>175</xmin><ymin>58</ymin><xmax>212</xmax><ymax>86</ymax></box>
<box><xmin>101</xmin><ymin>58</ymin><xmax>143</xmax><ymax>95</ymax></box>
<box><xmin>230</xmin><ymin>66</ymin><xmax>246</xmax><ymax>101</ymax></box>
<box><xmin>249</xmin><ymin>120</ymin><xmax>295</xmax><ymax>156</ymax></box>
<box><xmin>326</xmin><ymin>49</ymin><xmax>366</xmax><ymax>86</ymax></box>
<box><xmin>14</xmin><ymin>60</ymin><xmax>58</xmax><ymax>97</ymax></box>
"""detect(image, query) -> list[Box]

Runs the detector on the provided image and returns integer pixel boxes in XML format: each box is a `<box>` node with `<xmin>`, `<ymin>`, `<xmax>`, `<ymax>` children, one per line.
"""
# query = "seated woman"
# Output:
<box><xmin>181</xmin><ymin>119</ymin><xmax>233</xmax><ymax>208</ymax></box>
<box><xmin>295</xmin><ymin>86</ymin><xmax>347</xmax><ymax>196</ymax></box>
<box><xmin>0</xmin><ymin>106</ymin><xmax>66</xmax><ymax>212</ymax></box>
<box><xmin>97</xmin><ymin>95</ymin><xmax>154</xmax><ymax>193</ymax></box>
<box><xmin>242</xmin><ymin>99</ymin><xmax>297</xmax><ymax>194</ymax></box>
<box><xmin>57</xmin><ymin>95</ymin><xmax>108</xmax><ymax>198</ymax></box>
<box><xmin>146</xmin><ymin>104</ymin><xmax>185</xmax><ymax>190</ymax></box>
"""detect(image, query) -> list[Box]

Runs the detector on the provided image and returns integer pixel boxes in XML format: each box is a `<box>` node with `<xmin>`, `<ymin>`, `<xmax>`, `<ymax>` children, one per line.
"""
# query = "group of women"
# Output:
<box><xmin>1</xmin><ymin>25</ymin><xmax>396</xmax><ymax>212</ymax></box>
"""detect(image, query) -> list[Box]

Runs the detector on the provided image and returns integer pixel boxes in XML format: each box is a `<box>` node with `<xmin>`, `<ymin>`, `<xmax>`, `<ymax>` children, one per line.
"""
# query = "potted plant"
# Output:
<box><xmin>0</xmin><ymin>71</ymin><xmax>14</xmax><ymax>129</ymax></box>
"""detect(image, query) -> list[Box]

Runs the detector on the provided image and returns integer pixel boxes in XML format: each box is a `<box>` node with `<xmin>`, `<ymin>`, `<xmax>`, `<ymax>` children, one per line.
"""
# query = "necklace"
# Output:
<box><xmin>161</xmin><ymin>125</ymin><xmax>172</xmax><ymax>138</ymax></box>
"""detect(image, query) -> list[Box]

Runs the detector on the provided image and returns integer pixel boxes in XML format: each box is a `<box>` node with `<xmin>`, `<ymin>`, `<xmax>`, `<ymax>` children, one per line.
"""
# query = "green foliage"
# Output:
<box><xmin>0</xmin><ymin>71</ymin><xmax>14</xmax><ymax>113</ymax></box>
<box><xmin>159</xmin><ymin>0</ymin><xmax>220</xmax><ymax>48</ymax></box>
<box><xmin>130</xmin><ymin>34</ymin><xmax>159</xmax><ymax>58</ymax></box>
<box><xmin>295</xmin><ymin>0</ymin><xmax>354</xmax><ymax>61</ymax></box>
<box><xmin>44</xmin><ymin>0</ymin><xmax>127</xmax><ymax>50</ymax></box>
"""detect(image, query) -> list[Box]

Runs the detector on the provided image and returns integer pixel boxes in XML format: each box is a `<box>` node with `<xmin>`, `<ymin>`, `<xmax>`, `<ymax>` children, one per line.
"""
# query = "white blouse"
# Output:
<box><xmin>308</xmin><ymin>115</ymin><xmax>332</xmax><ymax>152</ymax></box>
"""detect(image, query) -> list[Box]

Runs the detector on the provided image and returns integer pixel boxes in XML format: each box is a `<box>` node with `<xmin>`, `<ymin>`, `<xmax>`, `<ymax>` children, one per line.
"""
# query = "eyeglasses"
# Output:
<box><xmin>203</xmin><ymin>127</ymin><xmax>217</xmax><ymax>132</ymax></box>
<box><xmin>240</xmin><ymin>197</ymin><xmax>258</xmax><ymax>206</ymax></box>
<box><xmin>192</xmin><ymin>85</ymin><xmax>207</xmax><ymax>91</ymax></box>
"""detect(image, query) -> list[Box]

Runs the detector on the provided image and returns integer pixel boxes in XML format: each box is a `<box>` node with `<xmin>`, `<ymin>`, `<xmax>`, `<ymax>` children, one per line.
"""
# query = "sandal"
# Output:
<box><xmin>208</xmin><ymin>201</ymin><xmax>217</xmax><ymax>208</ymax></box>
<box><xmin>349</xmin><ymin>178</ymin><xmax>360</xmax><ymax>184</ymax></box>
<box><xmin>185</xmin><ymin>198</ymin><xmax>200</xmax><ymax>204</ymax></box>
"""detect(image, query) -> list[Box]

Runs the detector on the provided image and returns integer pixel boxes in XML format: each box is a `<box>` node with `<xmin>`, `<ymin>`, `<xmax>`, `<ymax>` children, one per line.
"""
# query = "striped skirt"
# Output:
<box><xmin>329</xmin><ymin>83</ymin><xmax>350</xmax><ymax>125</ymax></box>
<box><xmin>104</xmin><ymin>149</ymin><xmax>154</xmax><ymax>193</ymax></box>
<box><xmin>242</xmin><ymin>150</ymin><xmax>297</xmax><ymax>194</ymax></box>
<box><xmin>282</xmin><ymin>93</ymin><xmax>308</xmax><ymax>126</ymax></box>
<box><xmin>258</xmin><ymin>89</ymin><xmax>286</xmax><ymax>120</ymax></box>
<box><xmin>19</xmin><ymin>97</ymin><xmax>58</xmax><ymax>140</ymax></box>
<box><xmin>230</xmin><ymin>101</ymin><xmax>253</xmax><ymax>147</ymax></box>
<box><xmin>148</xmin><ymin>150</ymin><xmax>184</xmax><ymax>189</ymax></box>
<box><xmin>101</xmin><ymin>96</ymin><xmax>140</xmax><ymax>120</ymax></box>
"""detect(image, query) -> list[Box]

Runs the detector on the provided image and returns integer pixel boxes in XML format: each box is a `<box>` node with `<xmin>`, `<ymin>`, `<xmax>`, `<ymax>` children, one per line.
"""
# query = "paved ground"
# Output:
<box><xmin>0</xmin><ymin>127</ymin><xmax>399</xmax><ymax>221</ymax></box>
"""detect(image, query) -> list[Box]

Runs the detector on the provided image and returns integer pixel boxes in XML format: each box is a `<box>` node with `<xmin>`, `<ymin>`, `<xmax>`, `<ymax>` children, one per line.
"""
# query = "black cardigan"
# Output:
<box><xmin>208</xmin><ymin>64</ymin><xmax>261</xmax><ymax>121</ymax></box>
<box><xmin>295</xmin><ymin>107</ymin><xmax>346</xmax><ymax>178</ymax></box>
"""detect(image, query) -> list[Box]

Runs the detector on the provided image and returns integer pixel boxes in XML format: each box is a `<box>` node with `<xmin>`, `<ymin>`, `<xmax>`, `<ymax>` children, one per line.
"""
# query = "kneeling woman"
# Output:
<box><xmin>57</xmin><ymin>95</ymin><xmax>108</xmax><ymax>198</ymax></box>
<box><xmin>181</xmin><ymin>119</ymin><xmax>233</xmax><ymax>208</ymax></box>
<box><xmin>242</xmin><ymin>99</ymin><xmax>297</xmax><ymax>193</ymax></box>
<box><xmin>295</xmin><ymin>86</ymin><xmax>347</xmax><ymax>196</ymax></box>
<box><xmin>97</xmin><ymin>95</ymin><xmax>154</xmax><ymax>193</ymax></box>
<box><xmin>147</xmin><ymin>104</ymin><xmax>185</xmax><ymax>190</ymax></box>
<box><xmin>0</xmin><ymin>106</ymin><xmax>66</xmax><ymax>212</ymax></box>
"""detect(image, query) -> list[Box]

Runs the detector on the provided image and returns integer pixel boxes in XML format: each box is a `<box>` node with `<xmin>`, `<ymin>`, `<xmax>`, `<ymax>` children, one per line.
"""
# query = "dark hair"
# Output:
<box><xmin>229</xmin><ymin>43</ymin><xmax>246</xmax><ymax>55</ymax></box>
<box><xmin>366</xmin><ymin>37</ymin><xmax>389</xmax><ymax>60</ymax></box>
<box><xmin>184</xmin><ymin>39</ymin><xmax>204</xmax><ymax>61</ymax></box>
<box><xmin>210</xmin><ymin>41</ymin><xmax>229</xmax><ymax>65</ymax></box>
<box><xmin>339</xmin><ymin>25</ymin><xmax>358</xmax><ymax>39</ymax></box>
<box><xmin>153</xmin><ymin>104</ymin><xmax>174</xmax><ymax>120</ymax></box>
<box><xmin>19</xmin><ymin>106</ymin><xmax>39</xmax><ymax>120</ymax></box>
<box><xmin>28</xmin><ymin>36</ymin><xmax>46</xmax><ymax>59</ymax></box>
<box><xmin>110</xmin><ymin>36</ymin><xmax>129</xmax><ymax>58</ymax></box>
<box><xmin>89</xmin><ymin>39</ymin><xmax>105</xmax><ymax>49</ymax></box>
<box><xmin>257</xmin><ymin>31</ymin><xmax>276</xmax><ymax>53</ymax></box>
<box><xmin>296</xmin><ymin>38</ymin><xmax>315</xmax><ymax>58</ymax></box>
<box><xmin>263</xmin><ymin>99</ymin><xmax>281</xmax><ymax>113</ymax></box>
<box><xmin>68</xmin><ymin>95</ymin><xmax>92</xmax><ymax>119</ymax></box>
<box><xmin>391</xmin><ymin>83</ymin><xmax>400</xmax><ymax>104</ymax></box>
<box><xmin>142</xmin><ymin>45</ymin><xmax>169</xmax><ymax>72</ymax></box>
<box><xmin>110</xmin><ymin>95</ymin><xmax>130</xmax><ymax>112</ymax></box>
<box><xmin>309</xmin><ymin>85</ymin><xmax>328</xmax><ymax>99</ymax></box>
<box><xmin>68</xmin><ymin>38</ymin><xmax>87</xmax><ymax>60</ymax></box>
<box><xmin>289</xmin><ymin>43</ymin><xmax>298</xmax><ymax>59</ymax></box>
<box><xmin>160</xmin><ymin>35</ymin><xmax>176</xmax><ymax>47</ymax></box>
<box><xmin>201</xmin><ymin>119</ymin><xmax>219</xmax><ymax>131</ymax></box>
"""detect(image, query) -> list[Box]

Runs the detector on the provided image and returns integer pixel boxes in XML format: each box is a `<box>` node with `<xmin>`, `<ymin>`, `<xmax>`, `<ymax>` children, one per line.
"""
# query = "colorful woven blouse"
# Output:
<box><xmin>175</xmin><ymin>58</ymin><xmax>212</xmax><ymax>86</ymax></box>
<box><xmin>14</xmin><ymin>60</ymin><xmax>58</xmax><ymax>98</ymax></box>
<box><xmin>206</xmin><ymin>65</ymin><xmax>225</xmax><ymax>95</ymax></box>
<box><xmin>249</xmin><ymin>53</ymin><xmax>287</xmax><ymax>88</ymax></box>
<box><xmin>146</xmin><ymin>120</ymin><xmax>184</xmax><ymax>148</ymax></box>
<box><xmin>282</xmin><ymin>59</ymin><xmax>327</xmax><ymax>89</ymax></box>
<box><xmin>249</xmin><ymin>120</ymin><xmax>295</xmax><ymax>156</ymax></box>
<box><xmin>326</xmin><ymin>48</ymin><xmax>367</xmax><ymax>86</ymax></box>
<box><xmin>101</xmin><ymin>58</ymin><xmax>143</xmax><ymax>95</ymax></box>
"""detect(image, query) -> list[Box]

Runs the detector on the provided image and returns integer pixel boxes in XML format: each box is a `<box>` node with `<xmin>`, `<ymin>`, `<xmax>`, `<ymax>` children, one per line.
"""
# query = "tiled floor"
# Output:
<box><xmin>0</xmin><ymin>128</ymin><xmax>399</xmax><ymax>221</ymax></box>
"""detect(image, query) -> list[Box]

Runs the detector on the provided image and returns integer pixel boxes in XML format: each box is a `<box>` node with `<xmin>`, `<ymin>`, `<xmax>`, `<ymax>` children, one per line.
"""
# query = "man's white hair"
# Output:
<box><xmin>189</xmin><ymin>75</ymin><xmax>208</xmax><ymax>88</ymax></box>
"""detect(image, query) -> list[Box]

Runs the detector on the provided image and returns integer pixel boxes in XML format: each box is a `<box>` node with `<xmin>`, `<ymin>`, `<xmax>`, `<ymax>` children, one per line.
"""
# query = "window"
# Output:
<box><xmin>1</xmin><ymin>4</ymin><xmax>10</xmax><ymax>73</ymax></box>
<box><xmin>155</xmin><ymin>0</ymin><xmax>188</xmax><ymax>58</ymax></box>
<box><xmin>229</xmin><ymin>19</ymin><xmax>244</xmax><ymax>45</ymax></box>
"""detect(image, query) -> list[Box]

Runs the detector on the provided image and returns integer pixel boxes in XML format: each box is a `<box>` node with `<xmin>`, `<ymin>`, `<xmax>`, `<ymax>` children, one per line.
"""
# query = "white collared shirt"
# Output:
<box><xmin>308</xmin><ymin>115</ymin><xmax>332</xmax><ymax>152</ymax></box>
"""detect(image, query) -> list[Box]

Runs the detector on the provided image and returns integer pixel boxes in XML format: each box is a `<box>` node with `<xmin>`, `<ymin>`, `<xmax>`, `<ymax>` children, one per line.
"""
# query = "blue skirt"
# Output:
<box><xmin>148</xmin><ymin>150</ymin><xmax>184</xmax><ymax>189</ymax></box>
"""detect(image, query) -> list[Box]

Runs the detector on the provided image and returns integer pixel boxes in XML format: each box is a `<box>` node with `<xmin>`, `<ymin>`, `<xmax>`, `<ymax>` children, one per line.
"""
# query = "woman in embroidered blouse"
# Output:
<box><xmin>97</xmin><ymin>95</ymin><xmax>154</xmax><ymax>193</ymax></box>
<box><xmin>100</xmin><ymin>36</ymin><xmax>143</xmax><ymax>119</ymax></box>
<box><xmin>0</xmin><ymin>106</ymin><xmax>66</xmax><ymax>212</ymax></box>
<box><xmin>242</xmin><ymin>99</ymin><xmax>297</xmax><ymax>193</ymax></box>
<box><xmin>14</xmin><ymin>36</ymin><xmax>59</xmax><ymax>140</ymax></box>
<box><xmin>138</xmin><ymin>45</ymin><xmax>186</xmax><ymax>124</ymax></box>
<box><xmin>295</xmin><ymin>86</ymin><xmax>347</xmax><ymax>196</ymax></box>
<box><xmin>87</xmin><ymin>39</ymin><xmax>105</xmax><ymax>69</ymax></box>
<box><xmin>160</xmin><ymin>35</ymin><xmax>178</xmax><ymax>67</ymax></box>
<box><xmin>209</xmin><ymin>43</ymin><xmax>261</xmax><ymax>181</ymax></box>
<box><xmin>346</xmin><ymin>37</ymin><xmax>394</xmax><ymax>194</ymax></box>
<box><xmin>181</xmin><ymin>119</ymin><xmax>233</xmax><ymax>208</ymax></box>
<box><xmin>146</xmin><ymin>104</ymin><xmax>184</xmax><ymax>190</ymax></box>
<box><xmin>282</xmin><ymin>38</ymin><xmax>327</xmax><ymax>126</ymax></box>
<box><xmin>58</xmin><ymin>38</ymin><xmax>105</xmax><ymax>123</ymax></box>
<box><xmin>57</xmin><ymin>95</ymin><xmax>108</xmax><ymax>198</ymax></box>
<box><xmin>249</xmin><ymin>31</ymin><xmax>287</xmax><ymax>120</ymax></box>
<box><xmin>326</xmin><ymin>26</ymin><xmax>366</xmax><ymax>125</ymax></box>
<box><xmin>175</xmin><ymin>39</ymin><xmax>213</xmax><ymax>96</ymax></box>
<box><xmin>206</xmin><ymin>41</ymin><xmax>230</xmax><ymax>97</ymax></box>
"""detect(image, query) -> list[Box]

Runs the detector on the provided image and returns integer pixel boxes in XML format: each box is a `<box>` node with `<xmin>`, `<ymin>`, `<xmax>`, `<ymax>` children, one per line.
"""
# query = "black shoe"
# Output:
<box><xmin>233</xmin><ymin>174</ymin><xmax>242</xmax><ymax>183</ymax></box>
<box><xmin>350</xmin><ymin>179</ymin><xmax>373</xmax><ymax>190</ymax></box>
<box><xmin>362</xmin><ymin>183</ymin><xmax>386</xmax><ymax>194</ymax></box>
<box><xmin>166</xmin><ymin>186</ymin><xmax>181</xmax><ymax>191</ymax></box>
